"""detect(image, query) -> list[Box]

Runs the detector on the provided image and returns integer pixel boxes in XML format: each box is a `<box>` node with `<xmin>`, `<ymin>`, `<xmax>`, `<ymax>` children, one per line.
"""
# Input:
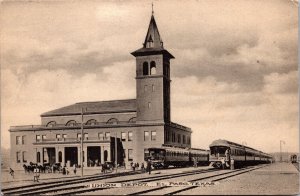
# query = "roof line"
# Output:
<box><xmin>75</xmin><ymin>98</ymin><xmax>136</xmax><ymax>104</ymax></box>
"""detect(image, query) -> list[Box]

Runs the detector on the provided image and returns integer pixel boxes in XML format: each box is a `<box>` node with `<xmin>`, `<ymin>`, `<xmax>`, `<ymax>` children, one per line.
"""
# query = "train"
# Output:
<box><xmin>146</xmin><ymin>145</ymin><xmax>210</xmax><ymax>169</ymax></box>
<box><xmin>290</xmin><ymin>154</ymin><xmax>298</xmax><ymax>163</ymax></box>
<box><xmin>209</xmin><ymin>139</ymin><xmax>273</xmax><ymax>169</ymax></box>
<box><xmin>145</xmin><ymin>139</ymin><xmax>273</xmax><ymax>169</ymax></box>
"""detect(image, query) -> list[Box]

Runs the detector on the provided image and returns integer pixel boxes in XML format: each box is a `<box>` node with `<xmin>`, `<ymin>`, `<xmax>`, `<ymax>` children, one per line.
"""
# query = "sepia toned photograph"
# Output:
<box><xmin>1</xmin><ymin>0</ymin><xmax>298</xmax><ymax>195</ymax></box>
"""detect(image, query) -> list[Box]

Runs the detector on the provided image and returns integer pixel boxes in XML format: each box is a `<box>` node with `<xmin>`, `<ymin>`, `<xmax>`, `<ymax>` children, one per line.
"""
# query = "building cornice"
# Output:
<box><xmin>40</xmin><ymin>109</ymin><xmax>137</xmax><ymax>117</ymax></box>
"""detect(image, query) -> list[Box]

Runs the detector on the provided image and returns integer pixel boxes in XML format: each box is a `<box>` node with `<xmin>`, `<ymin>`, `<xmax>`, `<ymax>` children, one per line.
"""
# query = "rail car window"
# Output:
<box><xmin>210</xmin><ymin>147</ymin><xmax>228</xmax><ymax>157</ymax></box>
<box><xmin>149</xmin><ymin>149</ymin><xmax>165</xmax><ymax>160</ymax></box>
<box><xmin>144</xmin><ymin>149</ymin><xmax>149</xmax><ymax>160</ymax></box>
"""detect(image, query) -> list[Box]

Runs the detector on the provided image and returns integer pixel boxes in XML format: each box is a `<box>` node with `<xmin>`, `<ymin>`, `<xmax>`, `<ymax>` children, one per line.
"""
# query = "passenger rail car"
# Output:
<box><xmin>291</xmin><ymin>154</ymin><xmax>298</xmax><ymax>163</ymax></box>
<box><xmin>209</xmin><ymin>139</ymin><xmax>273</xmax><ymax>169</ymax></box>
<box><xmin>147</xmin><ymin>146</ymin><xmax>209</xmax><ymax>168</ymax></box>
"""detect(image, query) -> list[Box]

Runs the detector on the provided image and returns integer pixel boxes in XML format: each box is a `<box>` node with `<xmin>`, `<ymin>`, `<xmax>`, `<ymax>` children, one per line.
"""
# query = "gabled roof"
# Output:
<box><xmin>41</xmin><ymin>99</ymin><xmax>137</xmax><ymax>117</ymax></box>
<box><xmin>131</xmin><ymin>14</ymin><xmax>174</xmax><ymax>59</ymax></box>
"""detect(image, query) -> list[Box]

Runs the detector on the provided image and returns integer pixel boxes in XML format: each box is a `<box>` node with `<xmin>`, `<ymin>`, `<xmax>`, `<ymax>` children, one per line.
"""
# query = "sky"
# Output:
<box><xmin>1</xmin><ymin>0</ymin><xmax>298</xmax><ymax>153</ymax></box>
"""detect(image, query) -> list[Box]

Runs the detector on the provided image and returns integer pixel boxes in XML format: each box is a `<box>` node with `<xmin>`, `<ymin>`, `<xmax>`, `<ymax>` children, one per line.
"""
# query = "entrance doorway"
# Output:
<box><xmin>43</xmin><ymin>148</ymin><xmax>55</xmax><ymax>165</ymax></box>
<box><xmin>87</xmin><ymin>146</ymin><xmax>101</xmax><ymax>167</ymax></box>
<box><xmin>65</xmin><ymin>147</ymin><xmax>78</xmax><ymax>167</ymax></box>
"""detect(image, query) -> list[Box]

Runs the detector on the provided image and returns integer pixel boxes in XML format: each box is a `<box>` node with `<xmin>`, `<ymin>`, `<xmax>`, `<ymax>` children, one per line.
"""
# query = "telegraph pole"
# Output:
<box><xmin>81</xmin><ymin>108</ymin><xmax>84</xmax><ymax>177</ymax></box>
<box><xmin>115</xmin><ymin>132</ymin><xmax>118</xmax><ymax>173</ymax></box>
<box><xmin>280</xmin><ymin>140</ymin><xmax>285</xmax><ymax>162</ymax></box>
<box><xmin>280</xmin><ymin>140</ymin><xmax>282</xmax><ymax>162</ymax></box>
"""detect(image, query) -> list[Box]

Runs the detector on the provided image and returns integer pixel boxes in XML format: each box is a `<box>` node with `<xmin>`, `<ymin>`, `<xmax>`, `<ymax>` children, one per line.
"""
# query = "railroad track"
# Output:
<box><xmin>1</xmin><ymin>170</ymin><xmax>139</xmax><ymax>195</ymax></box>
<box><xmin>128</xmin><ymin>164</ymin><xmax>268</xmax><ymax>195</ymax></box>
<box><xmin>46</xmin><ymin>168</ymin><xmax>219</xmax><ymax>195</ymax></box>
<box><xmin>3</xmin><ymin>168</ymin><xmax>217</xmax><ymax>195</ymax></box>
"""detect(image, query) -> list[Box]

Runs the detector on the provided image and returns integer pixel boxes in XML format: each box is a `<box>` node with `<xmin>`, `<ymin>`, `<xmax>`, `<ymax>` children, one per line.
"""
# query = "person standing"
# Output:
<box><xmin>34</xmin><ymin>167</ymin><xmax>40</xmax><ymax>182</ymax></box>
<box><xmin>141</xmin><ymin>163</ymin><xmax>145</xmax><ymax>172</ymax></box>
<box><xmin>147</xmin><ymin>159</ymin><xmax>152</xmax><ymax>174</ymax></box>
<box><xmin>73</xmin><ymin>165</ymin><xmax>77</xmax><ymax>175</ymax></box>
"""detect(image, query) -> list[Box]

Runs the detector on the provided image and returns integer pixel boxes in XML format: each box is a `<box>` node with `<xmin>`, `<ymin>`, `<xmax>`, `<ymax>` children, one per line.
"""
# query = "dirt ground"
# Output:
<box><xmin>181</xmin><ymin>162</ymin><xmax>299</xmax><ymax>195</ymax></box>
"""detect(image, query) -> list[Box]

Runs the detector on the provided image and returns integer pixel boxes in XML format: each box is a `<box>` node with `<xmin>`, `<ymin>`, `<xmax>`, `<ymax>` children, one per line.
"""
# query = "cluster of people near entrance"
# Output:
<box><xmin>12</xmin><ymin>159</ymin><xmax>154</xmax><ymax>183</ymax></box>
<box><xmin>130</xmin><ymin>159</ymin><xmax>153</xmax><ymax>174</ymax></box>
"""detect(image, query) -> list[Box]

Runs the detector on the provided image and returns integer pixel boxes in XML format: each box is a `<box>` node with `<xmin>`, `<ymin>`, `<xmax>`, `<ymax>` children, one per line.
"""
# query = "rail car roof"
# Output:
<box><xmin>149</xmin><ymin>147</ymin><xmax>190</xmax><ymax>153</ymax></box>
<box><xmin>209</xmin><ymin>139</ymin><xmax>272</xmax><ymax>157</ymax></box>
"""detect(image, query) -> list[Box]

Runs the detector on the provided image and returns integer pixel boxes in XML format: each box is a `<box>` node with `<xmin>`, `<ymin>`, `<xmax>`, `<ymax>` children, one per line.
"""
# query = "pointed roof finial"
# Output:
<box><xmin>152</xmin><ymin>2</ymin><xmax>154</xmax><ymax>15</ymax></box>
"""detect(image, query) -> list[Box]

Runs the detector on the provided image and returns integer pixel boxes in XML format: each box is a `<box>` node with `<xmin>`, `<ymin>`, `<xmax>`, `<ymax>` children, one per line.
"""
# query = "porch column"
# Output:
<box><xmin>107</xmin><ymin>146</ymin><xmax>111</xmax><ymax>162</ymax></box>
<box><xmin>62</xmin><ymin>147</ymin><xmax>65</xmax><ymax>166</ymax></box>
<box><xmin>84</xmin><ymin>146</ymin><xmax>88</xmax><ymax>167</ymax></box>
<box><xmin>100</xmin><ymin>146</ymin><xmax>104</xmax><ymax>164</ymax></box>
<box><xmin>77</xmin><ymin>146</ymin><xmax>81</xmax><ymax>167</ymax></box>
<box><xmin>55</xmin><ymin>147</ymin><xmax>59</xmax><ymax>163</ymax></box>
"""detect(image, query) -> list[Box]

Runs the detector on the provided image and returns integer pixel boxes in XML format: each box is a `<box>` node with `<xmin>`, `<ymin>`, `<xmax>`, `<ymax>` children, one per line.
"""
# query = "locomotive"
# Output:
<box><xmin>146</xmin><ymin>145</ymin><xmax>209</xmax><ymax>169</ymax></box>
<box><xmin>209</xmin><ymin>139</ymin><xmax>273</xmax><ymax>169</ymax></box>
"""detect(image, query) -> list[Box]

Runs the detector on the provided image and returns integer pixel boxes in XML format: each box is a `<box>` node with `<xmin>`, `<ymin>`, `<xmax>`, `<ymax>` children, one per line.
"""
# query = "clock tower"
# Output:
<box><xmin>131</xmin><ymin>13</ymin><xmax>174</xmax><ymax>124</ymax></box>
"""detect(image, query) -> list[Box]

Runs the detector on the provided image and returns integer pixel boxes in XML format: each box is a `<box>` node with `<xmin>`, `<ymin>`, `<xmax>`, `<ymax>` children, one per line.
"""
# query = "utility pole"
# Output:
<box><xmin>115</xmin><ymin>132</ymin><xmax>118</xmax><ymax>173</ymax></box>
<box><xmin>280</xmin><ymin>140</ymin><xmax>285</xmax><ymax>162</ymax></box>
<box><xmin>81</xmin><ymin>108</ymin><xmax>84</xmax><ymax>177</ymax></box>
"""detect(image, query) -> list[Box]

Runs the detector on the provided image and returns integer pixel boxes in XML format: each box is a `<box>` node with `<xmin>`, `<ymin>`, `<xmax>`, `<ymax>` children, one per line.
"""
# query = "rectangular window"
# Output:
<box><xmin>22</xmin><ymin>136</ymin><xmax>25</xmax><ymax>145</ymax></box>
<box><xmin>123</xmin><ymin>149</ymin><xmax>126</xmax><ymax>158</ymax></box>
<box><xmin>98</xmin><ymin>133</ymin><xmax>104</xmax><ymax>140</ymax></box>
<box><xmin>42</xmin><ymin>135</ymin><xmax>46</xmax><ymax>140</ymax></box>
<box><xmin>177</xmin><ymin>134</ymin><xmax>181</xmax><ymax>143</ymax></box>
<box><xmin>144</xmin><ymin>131</ymin><xmax>149</xmax><ymax>141</ymax></box>
<box><xmin>105</xmin><ymin>132</ymin><xmax>110</xmax><ymax>140</ymax></box>
<box><xmin>16</xmin><ymin>152</ymin><xmax>21</xmax><ymax>163</ymax></box>
<box><xmin>121</xmin><ymin>132</ymin><xmax>126</xmax><ymax>141</ymax></box>
<box><xmin>56</xmin><ymin>134</ymin><xmax>61</xmax><ymax>139</ymax></box>
<box><xmin>128</xmin><ymin>131</ymin><xmax>133</xmax><ymax>141</ymax></box>
<box><xmin>36</xmin><ymin>135</ymin><xmax>41</xmax><ymax>142</ymax></box>
<box><xmin>77</xmin><ymin>133</ymin><xmax>82</xmax><ymax>138</ymax></box>
<box><xmin>183</xmin><ymin>135</ymin><xmax>186</xmax><ymax>144</ymax></box>
<box><xmin>16</xmin><ymin>136</ymin><xmax>21</xmax><ymax>145</ymax></box>
<box><xmin>151</xmin><ymin>131</ymin><xmax>156</xmax><ymax>141</ymax></box>
<box><xmin>128</xmin><ymin>149</ymin><xmax>133</xmax><ymax>161</ymax></box>
<box><xmin>148</xmin><ymin>102</ymin><xmax>151</xmax><ymax>108</ymax></box>
<box><xmin>152</xmin><ymin>84</ymin><xmax>155</xmax><ymax>92</ymax></box>
<box><xmin>62</xmin><ymin>134</ymin><xmax>67</xmax><ymax>139</ymax></box>
<box><xmin>84</xmin><ymin>133</ymin><xmax>88</xmax><ymax>140</ymax></box>
<box><xmin>22</xmin><ymin>151</ymin><xmax>27</xmax><ymax>163</ymax></box>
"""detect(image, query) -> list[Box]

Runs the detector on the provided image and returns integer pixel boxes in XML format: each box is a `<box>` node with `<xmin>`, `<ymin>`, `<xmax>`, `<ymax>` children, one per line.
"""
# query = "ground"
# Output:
<box><xmin>1</xmin><ymin>162</ymin><xmax>299</xmax><ymax>195</ymax></box>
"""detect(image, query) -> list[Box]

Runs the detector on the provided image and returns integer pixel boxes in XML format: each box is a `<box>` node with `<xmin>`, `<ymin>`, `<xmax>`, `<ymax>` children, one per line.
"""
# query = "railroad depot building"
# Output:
<box><xmin>9</xmin><ymin>13</ymin><xmax>192</xmax><ymax>169</ymax></box>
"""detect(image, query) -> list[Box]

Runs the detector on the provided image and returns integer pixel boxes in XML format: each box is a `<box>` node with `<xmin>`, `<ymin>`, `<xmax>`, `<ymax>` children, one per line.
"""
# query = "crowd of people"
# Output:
<box><xmin>9</xmin><ymin>159</ymin><xmax>155</xmax><ymax>183</ymax></box>
<box><xmin>130</xmin><ymin>159</ymin><xmax>153</xmax><ymax>174</ymax></box>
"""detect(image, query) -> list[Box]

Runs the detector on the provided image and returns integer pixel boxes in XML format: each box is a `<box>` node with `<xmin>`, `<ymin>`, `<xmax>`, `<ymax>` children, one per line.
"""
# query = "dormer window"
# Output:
<box><xmin>146</xmin><ymin>35</ymin><xmax>154</xmax><ymax>48</ymax></box>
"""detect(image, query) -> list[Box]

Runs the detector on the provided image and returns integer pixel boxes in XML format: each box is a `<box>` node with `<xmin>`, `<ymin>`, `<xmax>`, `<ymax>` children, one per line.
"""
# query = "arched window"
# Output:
<box><xmin>58</xmin><ymin>151</ymin><xmax>62</xmax><ymax>162</ymax></box>
<box><xmin>143</xmin><ymin>62</ymin><xmax>149</xmax><ymax>75</ymax></box>
<box><xmin>128</xmin><ymin>117</ymin><xmax>137</xmax><ymax>123</ymax></box>
<box><xmin>37</xmin><ymin>152</ymin><xmax>40</xmax><ymax>163</ymax></box>
<box><xmin>104</xmin><ymin>150</ymin><xmax>108</xmax><ymax>162</ymax></box>
<box><xmin>106</xmin><ymin>118</ymin><xmax>119</xmax><ymax>124</ymax></box>
<box><xmin>66</xmin><ymin>120</ymin><xmax>77</xmax><ymax>126</ymax></box>
<box><xmin>150</xmin><ymin>61</ymin><xmax>156</xmax><ymax>75</ymax></box>
<box><xmin>46</xmin><ymin>121</ymin><xmax>56</xmax><ymax>127</ymax></box>
<box><xmin>86</xmin><ymin>119</ymin><xmax>97</xmax><ymax>125</ymax></box>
